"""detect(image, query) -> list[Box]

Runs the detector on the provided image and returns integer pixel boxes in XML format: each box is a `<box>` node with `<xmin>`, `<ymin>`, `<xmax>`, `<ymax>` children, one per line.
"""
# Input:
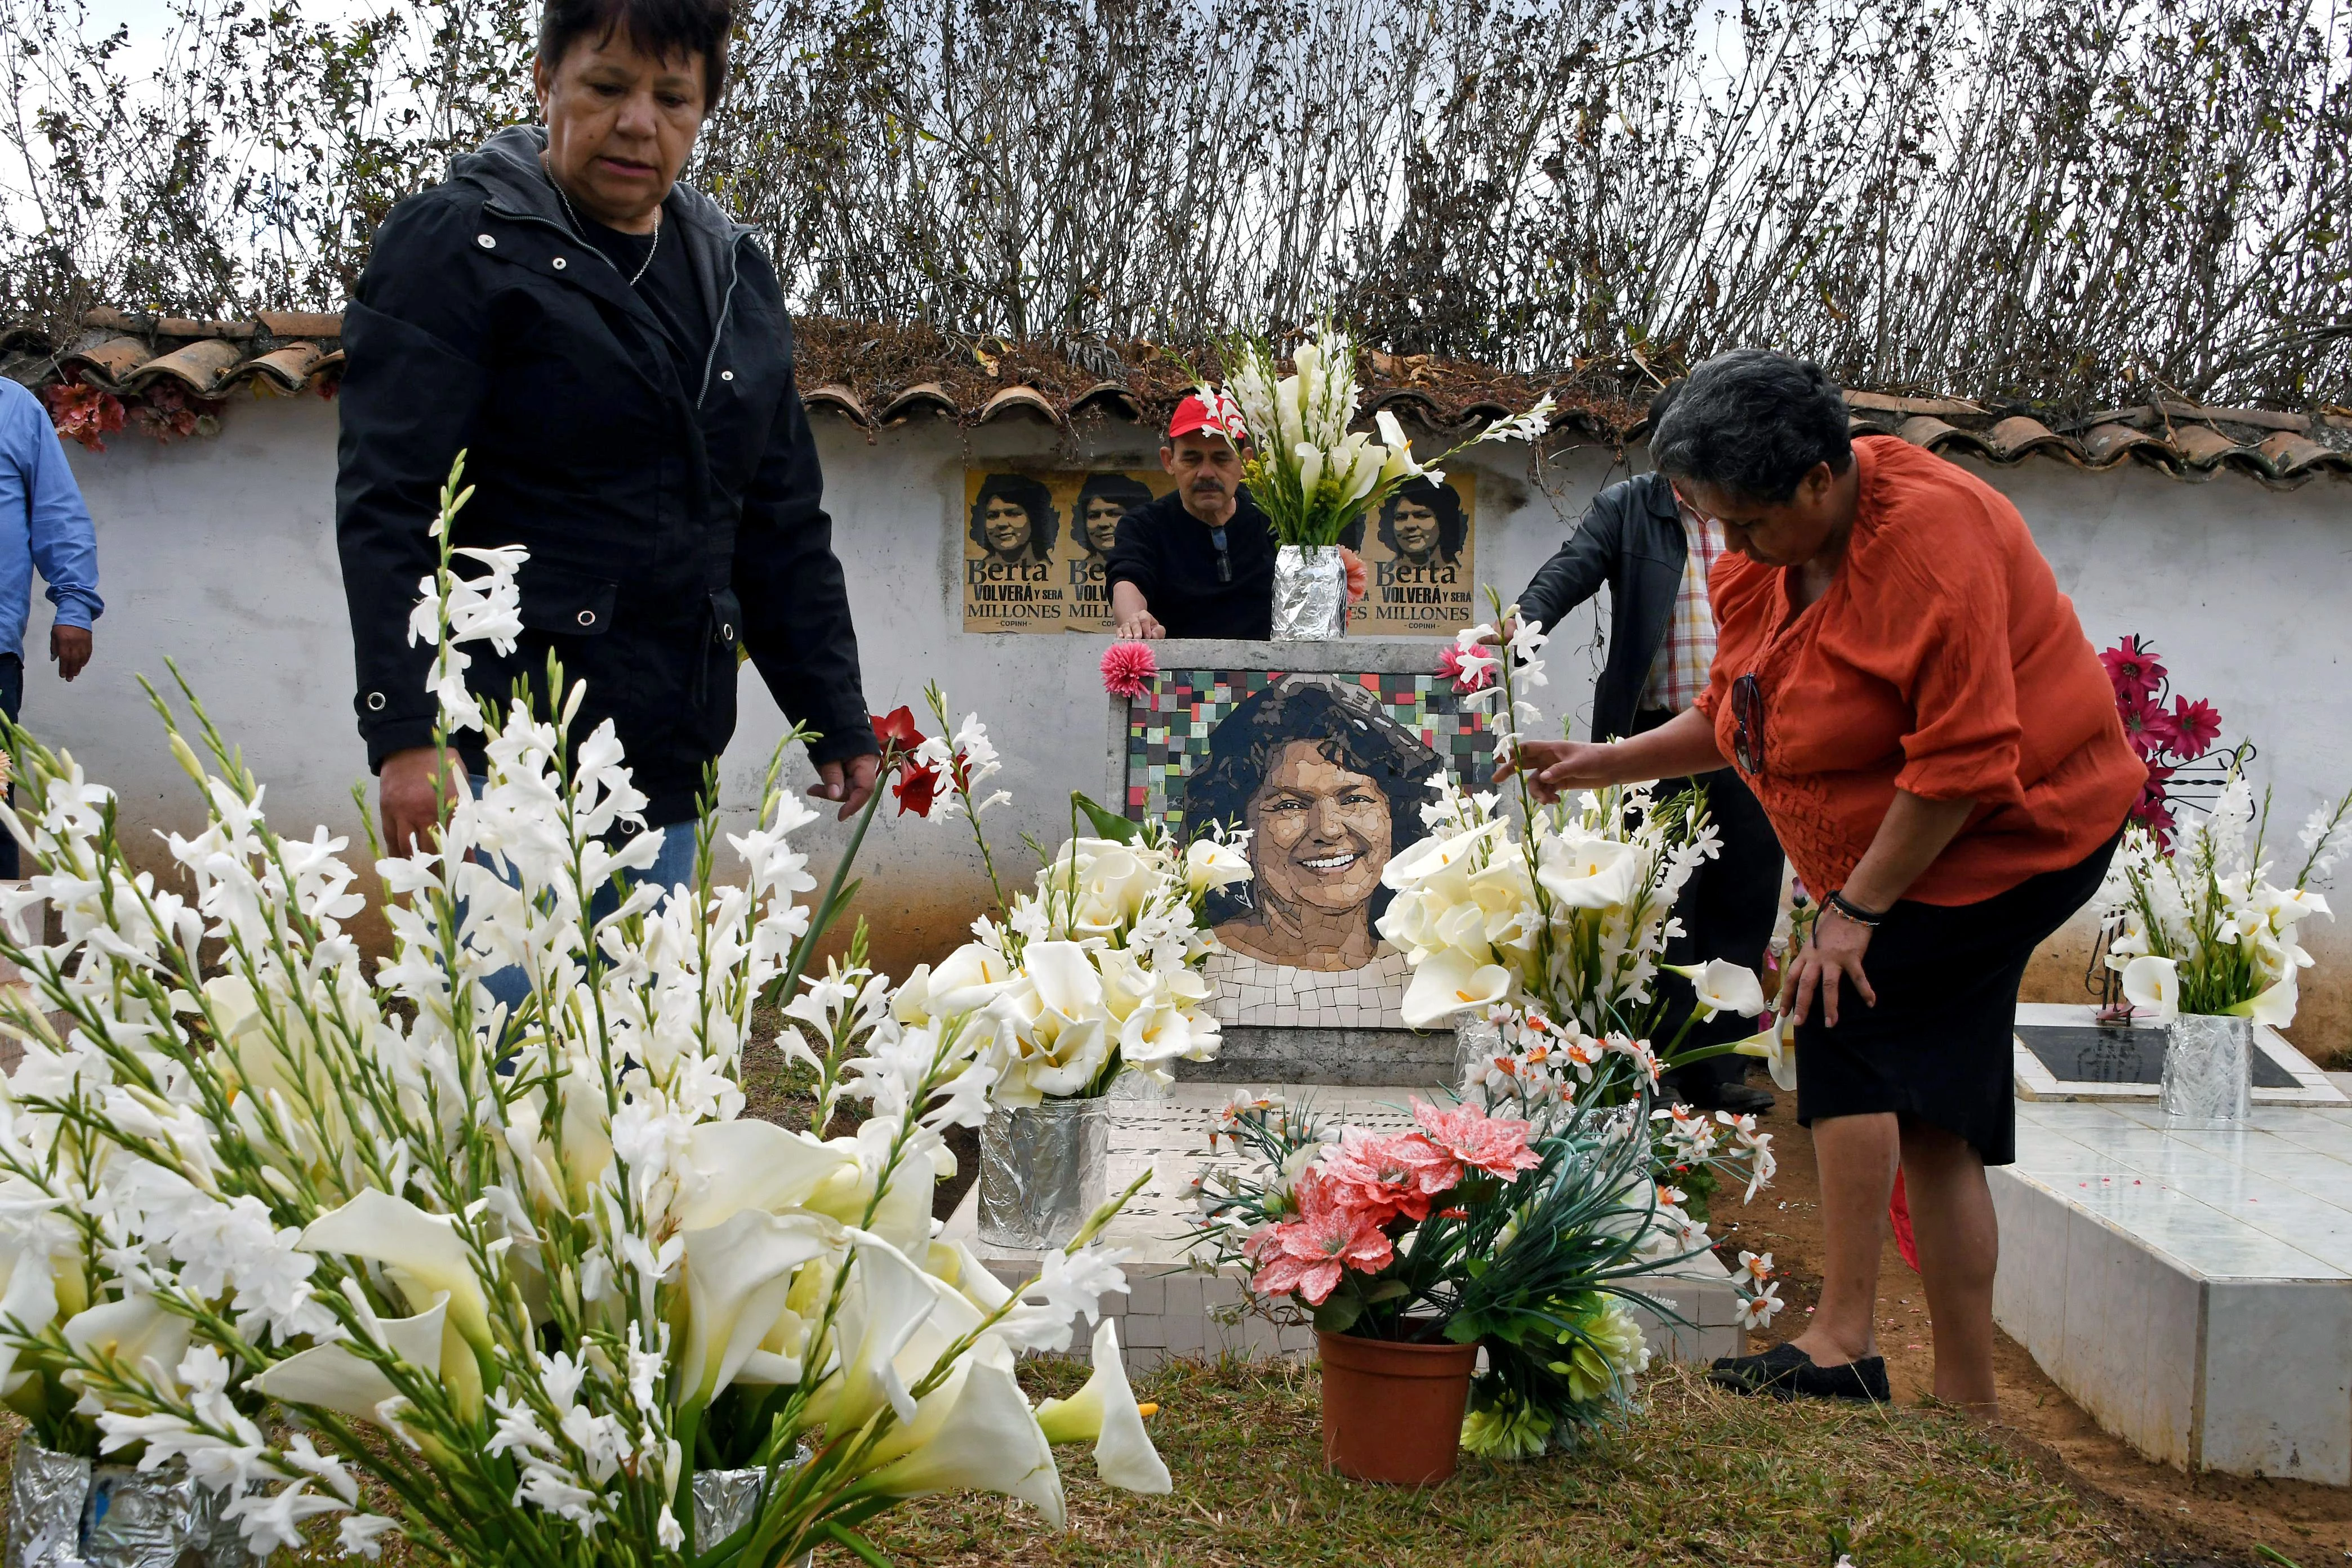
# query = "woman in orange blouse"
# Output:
<box><xmin>1511</xmin><ymin>351</ymin><xmax>2142</xmax><ymax>1410</ymax></box>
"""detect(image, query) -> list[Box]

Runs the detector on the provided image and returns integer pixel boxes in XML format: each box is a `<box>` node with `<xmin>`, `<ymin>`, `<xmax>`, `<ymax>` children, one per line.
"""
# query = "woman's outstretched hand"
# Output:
<box><xmin>1784</xmin><ymin>905</ymin><xmax>1878</xmax><ymax>1029</ymax></box>
<box><xmin>1497</xmin><ymin>739</ymin><xmax>1621</xmax><ymax>803</ymax></box>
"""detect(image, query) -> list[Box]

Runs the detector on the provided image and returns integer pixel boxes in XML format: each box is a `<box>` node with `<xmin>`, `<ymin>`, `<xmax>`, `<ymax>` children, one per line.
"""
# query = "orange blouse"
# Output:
<box><xmin>1695</xmin><ymin>436</ymin><xmax>2142</xmax><ymax>907</ymax></box>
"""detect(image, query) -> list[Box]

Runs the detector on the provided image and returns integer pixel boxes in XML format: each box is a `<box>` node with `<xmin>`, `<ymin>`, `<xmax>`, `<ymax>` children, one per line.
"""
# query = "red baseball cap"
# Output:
<box><xmin>1167</xmin><ymin>393</ymin><xmax>1242</xmax><ymax>444</ymax></box>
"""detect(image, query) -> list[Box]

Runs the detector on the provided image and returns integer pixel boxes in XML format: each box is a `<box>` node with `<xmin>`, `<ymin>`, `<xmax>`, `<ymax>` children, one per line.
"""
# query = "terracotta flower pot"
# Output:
<box><xmin>1316</xmin><ymin>1330</ymin><xmax>1480</xmax><ymax>1485</ymax></box>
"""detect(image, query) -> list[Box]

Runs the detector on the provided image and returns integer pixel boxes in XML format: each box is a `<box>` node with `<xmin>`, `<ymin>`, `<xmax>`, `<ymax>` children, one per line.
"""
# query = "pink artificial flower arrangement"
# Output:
<box><xmin>1237</xmin><ymin>1102</ymin><xmax>1540</xmax><ymax>1308</ymax></box>
<box><xmin>1192</xmin><ymin>1077</ymin><xmax>1779</xmax><ymax>1456</ymax></box>
<box><xmin>2097</xmin><ymin>634</ymin><xmax>2229</xmax><ymax>848</ymax></box>
<box><xmin>1100</xmin><ymin>639</ymin><xmax>1157</xmax><ymax>698</ymax></box>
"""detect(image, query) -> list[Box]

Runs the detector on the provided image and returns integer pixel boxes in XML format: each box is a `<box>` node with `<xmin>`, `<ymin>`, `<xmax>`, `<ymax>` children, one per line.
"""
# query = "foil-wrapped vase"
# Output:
<box><xmin>691</xmin><ymin>1464</ymin><xmax>813</xmax><ymax>1567</ymax></box>
<box><xmin>81</xmin><ymin>1464</ymin><xmax>251</xmax><ymax>1568</ymax></box>
<box><xmin>978</xmin><ymin>1094</ymin><xmax>1112</xmax><ymax>1250</ymax></box>
<box><xmin>6</xmin><ymin>1442</ymin><xmax>90</xmax><ymax>1568</ymax></box>
<box><xmin>1271</xmin><ymin>545</ymin><xmax>1347</xmax><ymax>640</ymax></box>
<box><xmin>2159</xmin><ymin>1013</ymin><xmax>2253</xmax><ymax>1126</ymax></box>
<box><xmin>5</xmin><ymin>1449</ymin><xmax>252</xmax><ymax>1568</ymax></box>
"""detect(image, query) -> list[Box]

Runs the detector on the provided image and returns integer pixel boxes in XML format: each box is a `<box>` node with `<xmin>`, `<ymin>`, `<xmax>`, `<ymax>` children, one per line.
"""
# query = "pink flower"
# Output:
<box><xmin>2169</xmin><ymin>696</ymin><xmax>2221</xmax><ymax>760</ymax></box>
<box><xmin>2117</xmin><ymin>694</ymin><xmax>2178</xmax><ymax>759</ymax></box>
<box><xmin>1317</xmin><ymin>1128</ymin><xmax>1460</xmax><ymax>1224</ymax></box>
<box><xmin>1245</xmin><ymin>1170</ymin><xmax>1394</xmax><ymax>1305</ymax></box>
<box><xmin>1436</xmin><ymin>642</ymin><xmax>1496</xmax><ymax>695</ymax></box>
<box><xmin>1411</xmin><ymin>1100</ymin><xmax>1542</xmax><ymax>1179</ymax></box>
<box><xmin>1100</xmin><ymin>640</ymin><xmax>1157</xmax><ymax>698</ymax></box>
<box><xmin>2099</xmin><ymin>636</ymin><xmax>2166</xmax><ymax>700</ymax></box>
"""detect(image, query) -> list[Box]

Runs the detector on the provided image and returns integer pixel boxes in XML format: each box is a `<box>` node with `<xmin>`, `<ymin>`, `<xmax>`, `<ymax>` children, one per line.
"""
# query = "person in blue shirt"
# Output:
<box><xmin>0</xmin><ymin>380</ymin><xmax>104</xmax><ymax>876</ymax></box>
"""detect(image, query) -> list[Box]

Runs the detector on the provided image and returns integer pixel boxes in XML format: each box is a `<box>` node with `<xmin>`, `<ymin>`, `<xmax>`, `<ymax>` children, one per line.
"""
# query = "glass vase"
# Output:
<box><xmin>978</xmin><ymin>1093</ymin><xmax>1113</xmax><ymax>1250</ymax></box>
<box><xmin>1453</xmin><ymin>1014</ymin><xmax>1503</xmax><ymax>1099</ymax></box>
<box><xmin>1271</xmin><ymin>545</ymin><xmax>1347</xmax><ymax>640</ymax></box>
<box><xmin>2159</xmin><ymin>1013</ymin><xmax>2254</xmax><ymax>1126</ymax></box>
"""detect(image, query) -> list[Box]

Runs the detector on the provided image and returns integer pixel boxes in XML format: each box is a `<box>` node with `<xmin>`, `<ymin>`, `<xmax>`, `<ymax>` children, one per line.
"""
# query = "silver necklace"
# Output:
<box><xmin>544</xmin><ymin>155</ymin><xmax>661</xmax><ymax>286</ymax></box>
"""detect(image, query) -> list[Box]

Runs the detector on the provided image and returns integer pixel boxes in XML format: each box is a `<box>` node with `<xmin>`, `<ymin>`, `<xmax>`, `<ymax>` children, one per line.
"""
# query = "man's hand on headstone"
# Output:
<box><xmin>49</xmin><ymin>625</ymin><xmax>90</xmax><ymax>681</ymax></box>
<box><xmin>1115</xmin><ymin>611</ymin><xmax>1165</xmax><ymax>640</ymax></box>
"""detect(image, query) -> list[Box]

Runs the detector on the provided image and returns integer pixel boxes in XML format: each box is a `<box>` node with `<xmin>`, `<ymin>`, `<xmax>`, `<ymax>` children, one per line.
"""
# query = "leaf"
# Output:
<box><xmin>1072</xmin><ymin>791</ymin><xmax>1141</xmax><ymax>845</ymax></box>
<box><xmin>1364</xmin><ymin>1279</ymin><xmax>1411</xmax><ymax>1304</ymax></box>
<box><xmin>1312</xmin><ymin>1294</ymin><xmax>1365</xmax><ymax>1335</ymax></box>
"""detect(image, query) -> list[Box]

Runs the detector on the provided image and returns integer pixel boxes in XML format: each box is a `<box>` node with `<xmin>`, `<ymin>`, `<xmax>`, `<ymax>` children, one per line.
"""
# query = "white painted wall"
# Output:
<box><xmin>43</xmin><ymin>398</ymin><xmax>2352</xmax><ymax>1044</ymax></box>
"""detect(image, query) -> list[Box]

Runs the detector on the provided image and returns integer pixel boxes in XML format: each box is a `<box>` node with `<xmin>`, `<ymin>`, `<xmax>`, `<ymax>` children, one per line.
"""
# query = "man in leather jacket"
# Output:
<box><xmin>337</xmin><ymin>0</ymin><xmax>877</xmax><ymax>870</ymax></box>
<box><xmin>1518</xmin><ymin>382</ymin><xmax>1782</xmax><ymax>1114</ymax></box>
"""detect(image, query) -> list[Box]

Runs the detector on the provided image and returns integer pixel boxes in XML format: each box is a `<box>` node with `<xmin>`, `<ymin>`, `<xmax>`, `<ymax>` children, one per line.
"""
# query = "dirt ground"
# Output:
<box><xmin>1712</xmin><ymin>1076</ymin><xmax>2352</xmax><ymax>1567</ymax></box>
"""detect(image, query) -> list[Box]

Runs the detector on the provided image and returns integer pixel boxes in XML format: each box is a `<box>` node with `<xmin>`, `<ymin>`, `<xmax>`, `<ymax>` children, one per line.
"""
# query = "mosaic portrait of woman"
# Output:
<box><xmin>1184</xmin><ymin>674</ymin><xmax>1442</xmax><ymax>1028</ymax></box>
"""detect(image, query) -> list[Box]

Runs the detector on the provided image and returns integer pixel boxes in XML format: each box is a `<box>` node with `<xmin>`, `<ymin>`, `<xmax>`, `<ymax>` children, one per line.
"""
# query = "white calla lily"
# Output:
<box><xmin>674</xmin><ymin>1120</ymin><xmax>855</xmax><ymax>1232</ymax></box>
<box><xmin>1729</xmin><ymin>1015</ymin><xmax>1798</xmax><ymax>1093</ymax></box>
<box><xmin>1535</xmin><ymin>838</ymin><xmax>1641</xmax><ymax>910</ymax></box>
<box><xmin>0</xmin><ymin>1223</ymin><xmax>63</xmax><ymax>1394</ymax></box>
<box><xmin>805</xmin><ymin>1230</ymin><xmax>938</xmax><ymax>1431</ymax></box>
<box><xmin>1034</xmin><ymin>1320</ymin><xmax>1170</xmax><ymax>1494</ymax></box>
<box><xmin>856</xmin><ymin>1336</ymin><xmax>1064</xmax><ymax>1528</ymax></box>
<box><xmin>2225</xmin><ymin>969</ymin><xmax>2300</xmax><ymax>1028</ymax></box>
<box><xmin>1399</xmin><ymin>947</ymin><xmax>1512</xmax><ymax>1029</ymax></box>
<box><xmin>678</xmin><ymin>1209</ymin><xmax>834</xmax><ymax>1404</ymax></box>
<box><xmin>1667</xmin><ymin>959</ymin><xmax>1767</xmax><ymax>1019</ymax></box>
<box><xmin>2120</xmin><ymin>954</ymin><xmax>2180</xmax><ymax>1023</ymax></box>
<box><xmin>63</xmin><ymin>1294</ymin><xmax>194</xmax><ymax>1395</ymax></box>
<box><xmin>301</xmin><ymin>1188</ymin><xmax>493</xmax><ymax>1355</ymax></box>
<box><xmin>249</xmin><ymin>1294</ymin><xmax>449</xmax><ymax>1426</ymax></box>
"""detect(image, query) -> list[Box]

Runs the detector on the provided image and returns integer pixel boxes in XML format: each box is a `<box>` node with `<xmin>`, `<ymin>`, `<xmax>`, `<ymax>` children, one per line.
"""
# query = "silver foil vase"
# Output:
<box><xmin>691</xmin><ymin>1448</ymin><xmax>814</xmax><ymax>1566</ymax></box>
<box><xmin>1271</xmin><ymin>545</ymin><xmax>1347</xmax><ymax>640</ymax></box>
<box><xmin>81</xmin><ymin>1463</ymin><xmax>251</xmax><ymax>1568</ymax></box>
<box><xmin>6</xmin><ymin>1442</ymin><xmax>89</xmax><ymax>1568</ymax></box>
<box><xmin>1453</xmin><ymin>1013</ymin><xmax>1504</xmax><ymax>1101</ymax></box>
<box><xmin>977</xmin><ymin>1093</ymin><xmax>1112</xmax><ymax>1250</ymax></box>
<box><xmin>2159</xmin><ymin>1012</ymin><xmax>2254</xmax><ymax>1125</ymax></box>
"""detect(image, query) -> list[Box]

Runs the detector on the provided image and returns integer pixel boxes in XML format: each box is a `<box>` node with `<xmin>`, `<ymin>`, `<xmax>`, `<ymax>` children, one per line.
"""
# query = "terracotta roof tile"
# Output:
<box><xmin>4</xmin><ymin>309</ymin><xmax>2342</xmax><ymax>485</ymax></box>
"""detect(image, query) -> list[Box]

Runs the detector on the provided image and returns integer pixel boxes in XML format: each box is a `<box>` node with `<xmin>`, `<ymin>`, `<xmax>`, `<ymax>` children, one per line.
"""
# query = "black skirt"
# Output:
<box><xmin>1794</xmin><ymin>831</ymin><xmax>2122</xmax><ymax>1165</ymax></box>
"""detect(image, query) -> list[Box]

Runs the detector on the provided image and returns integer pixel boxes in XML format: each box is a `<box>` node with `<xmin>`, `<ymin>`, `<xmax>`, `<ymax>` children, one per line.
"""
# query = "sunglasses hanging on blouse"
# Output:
<box><xmin>1732</xmin><ymin>672</ymin><xmax>1766</xmax><ymax>776</ymax></box>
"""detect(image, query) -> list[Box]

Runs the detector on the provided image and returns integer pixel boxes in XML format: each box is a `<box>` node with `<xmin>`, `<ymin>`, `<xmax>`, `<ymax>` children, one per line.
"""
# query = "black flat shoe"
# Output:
<box><xmin>1709</xmin><ymin>1341</ymin><xmax>1891</xmax><ymax>1403</ymax></box>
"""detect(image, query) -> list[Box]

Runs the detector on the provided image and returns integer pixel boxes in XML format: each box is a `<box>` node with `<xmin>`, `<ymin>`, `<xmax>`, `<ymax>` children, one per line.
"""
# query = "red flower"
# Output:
<box><xmin>2169</xmin><ymin>696</ymin><xmax>2221</xmax><ymax>760</ymax></box>
<box><xmin>871</xmin><ymin>706</ymin><xmax>925</xmax><ymax>755</ymax></box>
<box><xmin>2132</xmin><ymin>794</ymin><xmax>2179</xmax><ymax>848</ymax></box>
<box><xmin>42</xmin><ymin>383</ymin><xmax>125</xmax><ymax>452</ymax></box>
<box><xmin>869</xmin><ymin>707</ymin><xmax>941</xmax><ymax>816</ymax></box>
<box><xmin>1100</xmin><ymin>640</ymin><xmax>1157</xmax><ymax>699</ymax></box>
<box><xmin>2117</xmin><ymin>694</ymin><xmax>2178</xmax><ymax>759</ymax></box>
<box><xmin>2099</xmin><ymin>636</ymin><xmax>2166</xmax><ymax>700</ymax></box>
<box><xmin>891</xmin><ymin>761</ymin><xmax>942</xmax><ymax>818</ymax></box>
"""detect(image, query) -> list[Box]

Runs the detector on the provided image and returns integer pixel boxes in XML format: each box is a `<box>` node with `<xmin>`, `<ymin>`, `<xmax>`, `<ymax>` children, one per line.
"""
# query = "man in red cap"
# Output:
<box><xmin>1106</xmin><ymin>393</ymin><xmax>1276</xmax><ymax>639</ymax></box>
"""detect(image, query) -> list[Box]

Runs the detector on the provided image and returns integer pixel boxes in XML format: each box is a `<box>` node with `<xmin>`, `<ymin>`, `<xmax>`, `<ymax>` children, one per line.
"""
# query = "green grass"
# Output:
<box><xmin>846</xmin><ymin>1357</ymin><xmax>2134</xmax><ymax>1568</ymax></box>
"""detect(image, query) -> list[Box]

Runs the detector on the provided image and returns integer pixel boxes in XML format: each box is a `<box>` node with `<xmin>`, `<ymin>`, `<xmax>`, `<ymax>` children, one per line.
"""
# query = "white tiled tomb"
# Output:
<box><xmin>946</xmin><ymin>1083</ymin><xmax>1744</xmax><ymax>1371</ymax></box>
<box><xmin>1991</xmin><ymin>1098</ymin><xmax>2352</xmax><ymax>1483</ymax></box>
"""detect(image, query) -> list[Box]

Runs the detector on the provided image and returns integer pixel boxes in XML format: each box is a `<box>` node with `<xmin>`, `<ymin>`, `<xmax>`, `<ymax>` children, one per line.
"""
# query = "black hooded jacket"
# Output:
<box><xmin>1516</xmin><ymin>471</ymin><xmax>1691</xmax><ymax>743</ymax></box>
<box><xmin>336</xmin><ymin>126</ymin><xmax>875</xmax><ymax>828</ymax></box>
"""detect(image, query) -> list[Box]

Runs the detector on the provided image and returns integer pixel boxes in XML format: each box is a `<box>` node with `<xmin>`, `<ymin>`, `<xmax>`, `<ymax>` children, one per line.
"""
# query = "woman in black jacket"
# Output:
<box><xmin>336</xmin><ymin>0</ymin><xmax>878</xmax><ymax>864</ymax></box>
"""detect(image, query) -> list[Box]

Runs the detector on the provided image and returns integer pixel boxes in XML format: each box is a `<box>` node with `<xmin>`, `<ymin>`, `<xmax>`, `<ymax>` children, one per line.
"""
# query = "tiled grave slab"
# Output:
<box><xmin>2012</xmin><ymin>1002</ymin><xmax>2345</xmax><ymax>1106</ymax></box>
<box><xmin>1991</xmin><ymin>1098</ymin><xmax>2352</xmax><ymax>1482</ymax></box>
<box><xmin>947</xmin><ymin>1082</ymin><xmax>1741</xmax><ymax>1371</ymax></box>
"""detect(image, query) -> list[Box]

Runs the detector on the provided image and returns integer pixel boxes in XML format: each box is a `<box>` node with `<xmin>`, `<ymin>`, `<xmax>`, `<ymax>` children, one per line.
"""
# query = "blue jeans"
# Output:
<box><xmin>468</xmin><ymin>776</ymin><xmax>700</xmax><ymax>1018</ymax></box>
